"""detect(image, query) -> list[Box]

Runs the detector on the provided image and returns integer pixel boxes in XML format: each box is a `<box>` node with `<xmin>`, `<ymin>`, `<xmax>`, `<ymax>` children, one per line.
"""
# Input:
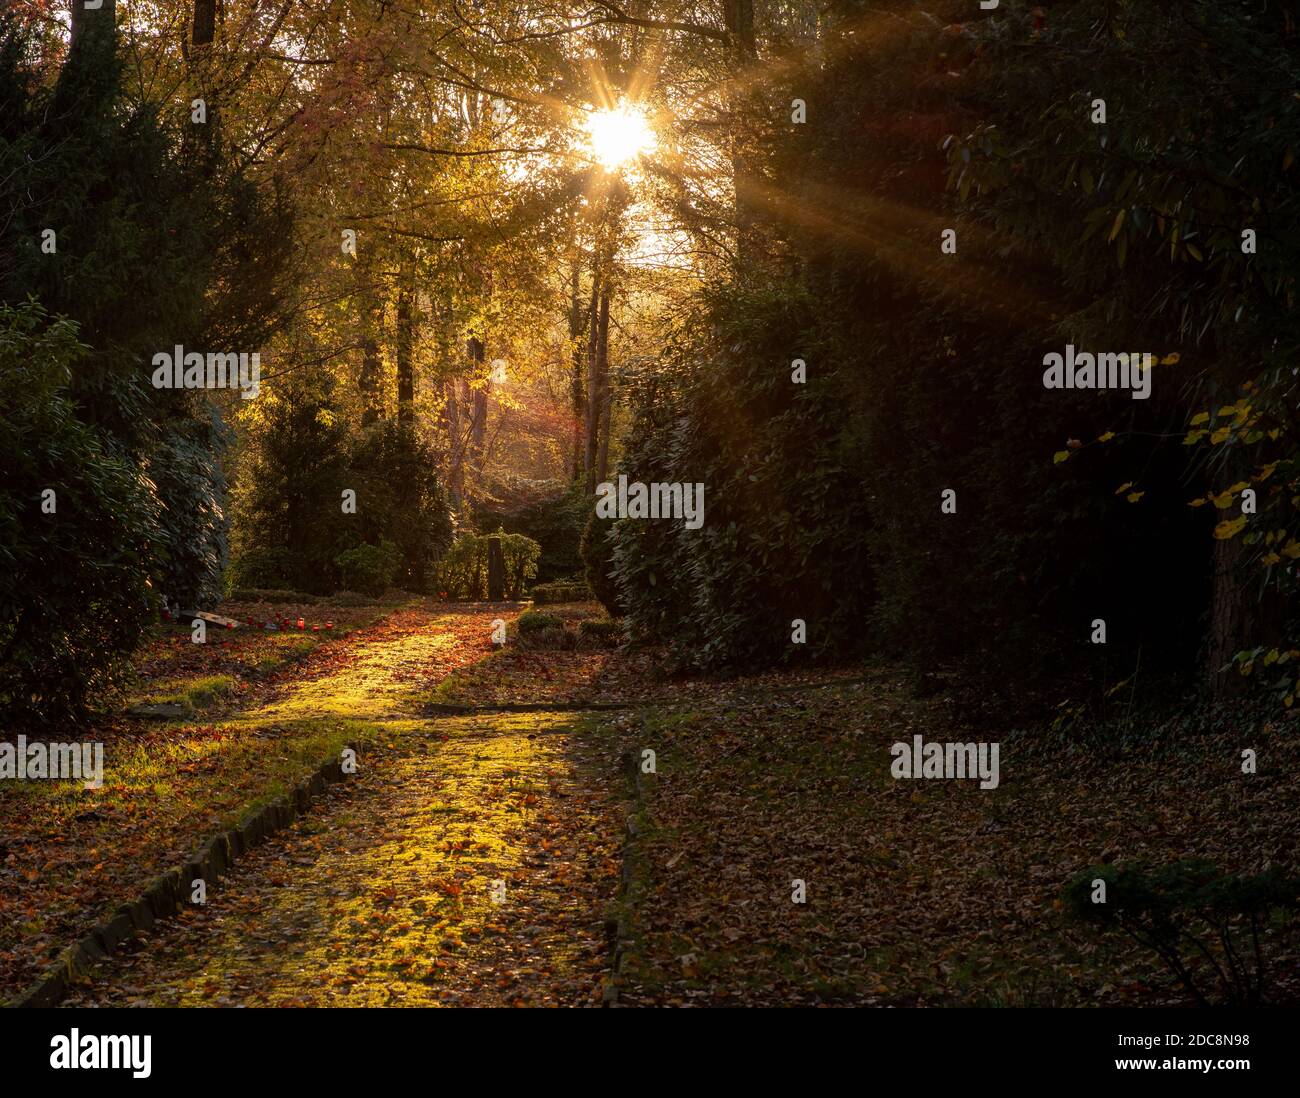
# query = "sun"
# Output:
<box><xmin>583</xmin><ymin>102</ymin><xmax>657</xmax><ymax>171</ymax></box>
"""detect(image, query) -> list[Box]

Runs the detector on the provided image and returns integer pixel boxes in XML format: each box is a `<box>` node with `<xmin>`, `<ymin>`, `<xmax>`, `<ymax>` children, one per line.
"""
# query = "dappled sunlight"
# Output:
<box><xmin>72</xmin><ymin>714</ymin><xmax>623</xmax><ymax>1007</ymax></box>
<box><xmin>0</xmin><ymin>605</ymin><xmax>505</xmax><ymax>997</ymax></box>
<box><xmin>247</xmin><ymin>630</ymin><xmax>464</xmax><ymax>724</ymax></box>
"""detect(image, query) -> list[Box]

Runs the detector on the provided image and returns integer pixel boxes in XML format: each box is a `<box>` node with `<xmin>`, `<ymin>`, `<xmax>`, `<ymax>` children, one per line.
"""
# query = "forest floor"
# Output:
<box><xmin>4</xmin><ymin>596</ymin><xmax>1298</xmax><ymax>1007</ymax></box>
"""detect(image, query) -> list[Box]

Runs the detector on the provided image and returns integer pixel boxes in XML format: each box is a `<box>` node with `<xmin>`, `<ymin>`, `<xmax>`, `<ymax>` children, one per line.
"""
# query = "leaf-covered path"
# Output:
<box><xmin>59</xmin><ymin>606</ymin><xmax>626</xmax><ymax>1007</ymax></box>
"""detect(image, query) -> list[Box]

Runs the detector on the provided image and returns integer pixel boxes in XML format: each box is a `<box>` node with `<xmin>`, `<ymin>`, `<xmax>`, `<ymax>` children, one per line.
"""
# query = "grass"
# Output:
<box><xmin>126</xmin><ymin>674</ymin><xmax>238</xmax><ymax>715</ymax></box>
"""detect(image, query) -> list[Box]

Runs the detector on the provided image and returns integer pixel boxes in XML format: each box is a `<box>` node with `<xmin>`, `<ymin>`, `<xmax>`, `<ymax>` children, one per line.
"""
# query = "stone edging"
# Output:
<box><xmin>424</xmin><ymin>700</ymin><xmax>636</xmax><ymax>715</ymax></box>
<box><xmin>5</xmin><ymin>748</ymin><xmax>355</xmax><ymax>1008</ymax></box>
<box><xmin>602</xmin><ymin>743</ymin><xmax>652</xmax><ymax>1007</ymax></box>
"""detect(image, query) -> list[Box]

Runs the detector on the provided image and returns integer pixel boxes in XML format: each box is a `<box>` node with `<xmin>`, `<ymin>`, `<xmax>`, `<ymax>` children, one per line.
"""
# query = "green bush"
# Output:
<box><xmin>227</xmin><ymin>547</ymin><xmax>294</xmax><ymax>591</ymax></box>
<box><xmin>579</xmin><ymin>618</ymin><xmax>623</xmax><ymax>646</ymax></box>
<box><xmin>0</xmin><ymin>303</ymin><xmax>160</xmax><ymax>723</ymax></box>
<box><xmin>581</xmin><ymin>511</ymin><xmax>625</xmax><ymax>617</ymax></box>
<box><xmin>332</xmin><ymin>591</ymin><xmax>388</xmax><ymax>607</ymax></box>
<box><xmin>229</xmin><ymin>375</ymin><xmax>352</xmax><ymax>595</ymax></box>
<box><xmin>1064</xmin><ymin>860</ymin><xmax>1300</xmax><ymax>1006</ymax></box>
<box><xmin>334</xmin><ymin>540</ymin><xmax>401</xmax><ymax>596</ymax></box>
<box><xmin>612</xmin><ymin>280</ymin><xmax>866</xmax><ymax>670</ymax></box>
<box><xmin>2</xmin><ymin>12</ymin><xmax>291</xmax><ymax>616</ymax></box>
<box><xmin>223</xmin><ymin>588</ymin><xmax>318</xmax><ymax>605</ymax></box>
<box><xmin>517</xmin><ymin>610</ymin><xmax>564</xmax><ymax>633</ymax></box>
<box><xmin>475</xmin><ymin>479</ymin><xmax>588</xmax><ymax>584</ymax></box>
<box><xmin>518</xmin><ymin>625</ymin><xmax>575</xmax><ymax>650</ymax></box>
<box><xmin>531</xmin><ymin>579</ymin><xmax>593</xmax><ymax>605</ymax></box>
<box><xmin>434</xmin><ymin>530</ymin><xmax>541</xmax><ymax>600</ymax></box>
<box><xmin>347</xmin><ymin>421</ymin><xmax>452</xmax><ymax>591</ymax></box>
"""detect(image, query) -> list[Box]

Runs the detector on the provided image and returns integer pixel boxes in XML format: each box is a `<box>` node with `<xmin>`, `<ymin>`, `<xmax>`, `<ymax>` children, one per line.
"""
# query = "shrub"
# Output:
<box><xmin>581</xmin><ymin>511</ymin><xmax>624</xmax><ymax>617</ymax></box>
<box><xmin>531</xmin><ymin>578</ymin><xmax>593</xmax><ymax>605</ymax></box>
<box><xmin>579</xmin><ymin>617</ymin><xmax>623</xmax><ymax>646</ymax></box>
<box><xmin>0</xmin><ymin>303</ymin><xmax>160</xmax><ymax>723</ymax></box>
<box><xmin>518</xmin><ymin>610</ymin><xmax>564</xmax><ymax>633</ymax></box>
<box><xmin>223</xmin><ymin>588</ymin><xmax>318</xmax><ymax>605</ymax></box>
<box><xmin>333</xmin><ymin>590</ymin><xmax>394</xmax><ymax>607</ymax></box>
<box><xmin>434</xmin><ymin>530</ymin><xmax>541</xmax><ymax>600</ymax></box>
<box><xmin>475</xmin><ymin>480</ymin><xmax>588</xmax><ymax>584</ymax></box>
<box><xmin>229</xmin><ymin>375</ymin><xmax>351</xmax><ymax>595</ymax></box>
<box><xmin>346</xmin><ymin>421</ymin><xmax>452</xmax><ymax>591</ymax></box>
<box><xmin>227</xmin><ymin>547</ymin><xmax>294</xmax><ymax>592</ymax></box>
<box><xmin>1064</xmin><ymin>860</ymin><xmax>1300</xmax><ymax>1006</ymax></box>
<box><xmin>2</xmin><ymin>11</ymin><xmax>290</xmax><ymax>619</ymax></box>
<box><xmin>334</xmin><ymin>540</ymin><xmax>401</xmax><ymax>596</ymax></box>
<box><xmin>518</xmin><ymin>625</ymin><xmax>575</xmax><ymax>650</ymax></box>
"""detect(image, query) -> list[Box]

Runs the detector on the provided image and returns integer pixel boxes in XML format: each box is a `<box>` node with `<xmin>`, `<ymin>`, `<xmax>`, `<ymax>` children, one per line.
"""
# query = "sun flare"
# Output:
<box><xmin>583</xmin><ymin>103</ymin><xmax>657</xmax><ymax>171</ymax></box>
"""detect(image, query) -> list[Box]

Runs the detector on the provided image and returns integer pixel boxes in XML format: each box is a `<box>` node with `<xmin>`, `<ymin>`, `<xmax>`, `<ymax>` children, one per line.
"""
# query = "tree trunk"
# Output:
<box><xmin>568</xmin><ymin>258</ymin><xmax>589</xmax><ymax>481</ymax></box>
<box><xmin>69</xmin><ymin>0</ymin><xmax>117</xmax><ymax>50</ymax></box>
<box><xmin>487</xmin><ymin>536</ymin><xmax>505</xmax><ymax>601</ymax></box>
<box><xmin>359</xmin><ymin>297</ymin><xmax>383</xmax><ymax>427</ymax></box>
<box><xmin>583</xmin><ymin>277</ymin><xmax>606</xmax><ymax>494</ymax></box>
<box><xmin>594</xmin><ymin>291</ymin><xmax>612</xmax><ymax>486</ymax></box>
<box><xmin>395</xmin><ymin>285</ymin><xmax>416</xmax><ymax>424</ymax></box>
<box><xmin>1208</xmin><ymin>534</ymin><xmax>1250</xmax><ymax>703</ymax></box>
<box><xmin>191</xmin><ymin>0</ymin><xmax>216</xmax><ymax>45</ymax></box>
<box><xmin>467</xmin><ymin>336</ymin><xmax>488</xmax><ymax>473</ymax></box>
<box><xmin>444</xmin><ymin>378</ymin><xmax>464</xmax><ymax>506</ymax></box>
<box><xmin>723</xmin><ymin>0</ymin><xmax>760</xmax><ymax>264</ymax></box>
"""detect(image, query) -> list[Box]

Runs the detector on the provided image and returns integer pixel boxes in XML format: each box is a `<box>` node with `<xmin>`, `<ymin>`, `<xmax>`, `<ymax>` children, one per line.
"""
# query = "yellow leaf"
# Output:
<box><xmin>1161</xmin><ymin>352</ymin><xmax>1181</xmax><ymax>365</ymax></box>
<box><xmin>1053</xmin><ymin>450</ymin><xmax>1070</xmax><ymax>464</ymax></box>
<box><xmin>1214</xmin><ymin>516</ymin><xmax>1249</xmax><ymax>540</ymax></box>
<box><xmin>1283</xmin><ymin>540</ymin><xmax>1300</xmax><ymax>559</ymax></box>
<box><xmin>1188</xmin><ymin>497</ymin><xmax>1207</xmax><ymax>507</ymax></box>
<box><xmin>1263</xmin><ymin>552</ymin><xmax>1282</xmax><ymax>566</ymax></box>
<box><xmin>1189</xmin><ymin>412</ymin><xmax>1209</xmax><ymax>425</ymax></box>
<box><xmin>1108</xmin><ymin>208</ymin><xmax>1126</xmax><ymax>242</ymax></box>
<box><xmin>1115</xmin><ymin>481</ymin><xmax>1134</xmax><ymax>495</ymax></box>
<box><xmin>1209</xmin><ymin>427</ymin><xmax>1232</xmax><ymax>445</ymax></box>
<box><xmin>1126</xmin><ymin>491</ymin><xmax>1144</xmax><ymax>503</ymax></box>
<box><xmin>1097</xmin><ymin>431</ymin><xmax>1115</xmax><ymax>442</ymax></box>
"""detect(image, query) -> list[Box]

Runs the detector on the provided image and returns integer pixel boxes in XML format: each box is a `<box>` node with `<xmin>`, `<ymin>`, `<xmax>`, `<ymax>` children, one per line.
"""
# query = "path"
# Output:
<box><xmin>62</xmin><ymin>606</ymin><xmax>626</xmax><ymax>1007</ymax></box>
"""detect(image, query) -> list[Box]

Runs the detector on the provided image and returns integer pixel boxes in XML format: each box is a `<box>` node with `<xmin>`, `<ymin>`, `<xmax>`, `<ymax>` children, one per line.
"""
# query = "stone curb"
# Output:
<box><xmin>602</xmin><ymin>744</ymin><xmax>653</xmax><ymax>1007</ymax></box>
<box><xmin>424</xmin><ymin>700</ymin><xmax>637</xmax><ymax>715</ymax></box>
<box><xmin>5</xmin><ymin>749</ymin><xmax>353</xmax><ymax>1009</ymax></box>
